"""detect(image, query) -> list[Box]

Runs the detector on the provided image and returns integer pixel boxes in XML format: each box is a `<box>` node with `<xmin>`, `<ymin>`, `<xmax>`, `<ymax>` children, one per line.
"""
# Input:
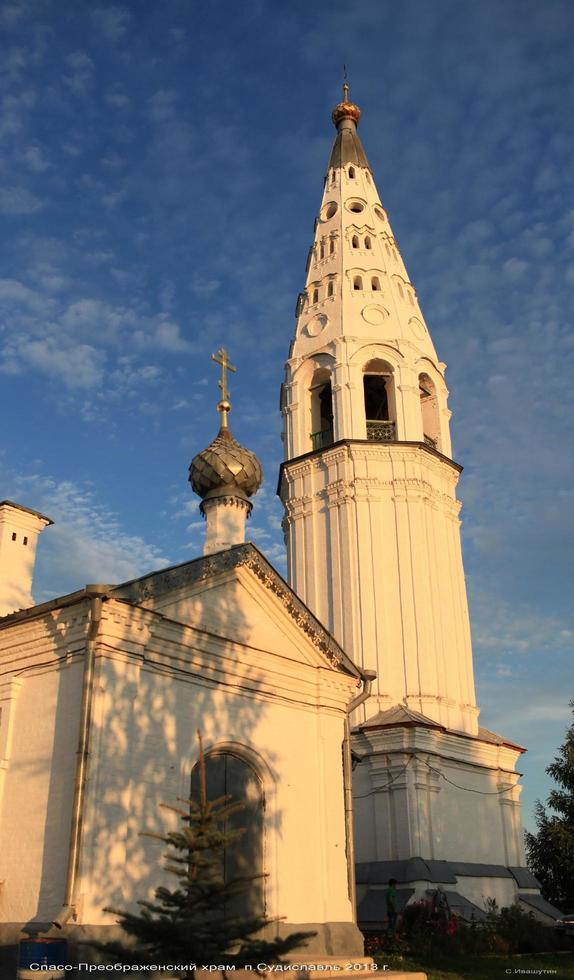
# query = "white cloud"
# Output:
<box><xmin>91</xmin><ymin>6</ymin><xmax>131</xmax><ymax>41</ymax></box>
<box><xmin>2</xmin><ymin>469</ymin><xmax>169</xmax><ymax>599</ymax></box>
<box><xmin>18</xmin><ymin>338</ymin><xmax>105</xmax><ymax>389</ymax></box>
<box><xmin>0</xmin><ymin>186</ymin><xmax>43</xmax><ymax>214</ymax></box>
<box><xmin>21</xmin><ymin>145</ymin><xmax>49</xmax><ymax>173</ymax></box>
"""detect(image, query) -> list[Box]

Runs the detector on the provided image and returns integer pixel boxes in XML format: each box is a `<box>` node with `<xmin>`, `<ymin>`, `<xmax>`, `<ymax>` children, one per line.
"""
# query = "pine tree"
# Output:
<box><xmin>525</xmin><ymin>699</ymin><xmax>574</xmax><ymax>910</ymax></box>
<box><xmin>89</xmin><ymin>734</ymin><xmax>313</xmax><ymax>972</ymax></box>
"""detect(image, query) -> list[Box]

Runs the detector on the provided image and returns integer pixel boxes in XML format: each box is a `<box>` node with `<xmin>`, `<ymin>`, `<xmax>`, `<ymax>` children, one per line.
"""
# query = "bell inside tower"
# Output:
<box><xmin>310</xmin><ymin>369</ymin><xmax>334</xmax><ymax>451</ymax></box>
<box><xmin>363</xmin><ymin>360</ymin><xmax>396</xmax><ymax>441</ymax></box>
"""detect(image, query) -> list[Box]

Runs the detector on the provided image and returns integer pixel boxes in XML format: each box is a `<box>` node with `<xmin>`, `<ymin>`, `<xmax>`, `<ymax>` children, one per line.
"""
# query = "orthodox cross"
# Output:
<box><xmin>211</xmin><ymin>347</ymin><xmax>236</xmax><ymax>428</ymax></box>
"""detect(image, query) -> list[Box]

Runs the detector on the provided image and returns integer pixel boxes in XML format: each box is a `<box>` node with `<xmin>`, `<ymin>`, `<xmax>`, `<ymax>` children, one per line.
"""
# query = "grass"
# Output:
<box><xmin>376</xmin><ymin>951</ymin><xmax>574</xmax><ymax>979</ymax></box>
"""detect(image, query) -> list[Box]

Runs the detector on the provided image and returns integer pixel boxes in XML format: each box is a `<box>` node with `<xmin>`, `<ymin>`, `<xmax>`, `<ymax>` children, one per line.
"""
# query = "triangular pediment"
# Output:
<box><xmin>111</xmin><ymin>543</ymin><xmax>359</xmax><ymax>678</ymax></box>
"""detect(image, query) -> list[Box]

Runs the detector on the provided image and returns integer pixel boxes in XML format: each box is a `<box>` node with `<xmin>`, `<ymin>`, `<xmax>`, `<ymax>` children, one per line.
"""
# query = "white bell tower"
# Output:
<box><xmin>279</xmin><ymin>87</ymin><xmax>531</xmax><ymax>911</ymax></box>
<box><xmin>280</xmin><ymin>84</ymin><xmax>474</xmax><ymax>734</ymax></box>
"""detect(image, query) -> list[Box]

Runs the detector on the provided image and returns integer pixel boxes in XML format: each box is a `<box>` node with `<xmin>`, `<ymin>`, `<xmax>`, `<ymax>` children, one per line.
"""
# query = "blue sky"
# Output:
<box><xmin>1</xmin><ymin>0</ymin><xmax>573</xmax><ymax>833</ymax></box>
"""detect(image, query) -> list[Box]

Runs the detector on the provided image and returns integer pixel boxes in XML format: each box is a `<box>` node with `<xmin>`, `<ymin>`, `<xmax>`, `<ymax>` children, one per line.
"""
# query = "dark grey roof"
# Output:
<box><xmin>509</xmin><ymin>866</ymin><xmax>541</xmax><ymax>889</ymax></box>
<box><xmin>441</xmin><ymin>891</ymin><xmax>487</xmax><ymax>922</ymax></box>
<box><xmin>518</xmin><ymin>893</ymin><xmax>563</xmax><ymax>920</ymax></box>
<box><xmin>359</xmin><ymin>704</ymin><xmax>444</xmax><ymax>732</ymax></box>
<box><xmin>356</xmin><ymin>858</ymin><xmax>456</xmax><ymax>885</ymax></box>
<box><xmin>357</xmin><ymin>705</ymin><xmax>525</xmax><ymax>752</ymax></box>
<box><xmin>357</xmin><ymin>888</ymin><xmax>414</xmax><ymax>926</ymax></box>
<box><xmin>449</xmin><ymin>862</ymin><xmax>513</xmax><ymax>879</ymax></box>
<box><xmin>356</xmin><ymin>858</ymin><xmax>535</xmax><ymax>885</ymax></box>
<box><xmin>0</xmin><ymin>499</ymin><xmax>53</xmax><ymax>525</ymax></box>
<box><xmin>328</xmin><ymin>120</ymin><xmax>370</xmax><ymax>171</ymax></box>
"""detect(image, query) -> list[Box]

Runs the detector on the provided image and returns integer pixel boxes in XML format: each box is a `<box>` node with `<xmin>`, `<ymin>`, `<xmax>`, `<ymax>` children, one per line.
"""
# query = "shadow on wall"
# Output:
<box><xmin>17</xmin><ymin>567</ymin><xmax>281</xmax><ymax>936</ymax></box>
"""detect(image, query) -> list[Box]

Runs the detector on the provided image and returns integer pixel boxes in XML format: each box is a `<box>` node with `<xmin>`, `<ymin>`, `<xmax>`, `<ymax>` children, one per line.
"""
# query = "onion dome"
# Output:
<box><xmin>189</xmin><ymin>426</ymin><xmax>262</xmax><ymax>506</ymax></box>
<box><xmin>188</xmin><ymin>347</ymin><xmax>263</xmax><ymax>514</ymax></box>
<box><xmin>331</xmin><ymin>81</ymin><xmax>362</xmax><ymax>128</ymax></box>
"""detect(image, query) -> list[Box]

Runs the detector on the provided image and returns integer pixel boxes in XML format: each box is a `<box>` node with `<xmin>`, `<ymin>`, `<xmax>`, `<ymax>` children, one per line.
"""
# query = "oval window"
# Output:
<box><xmin>320</xmin><ymin>201</ymin><xmax>338</xmax><ymax>221</ymax></box>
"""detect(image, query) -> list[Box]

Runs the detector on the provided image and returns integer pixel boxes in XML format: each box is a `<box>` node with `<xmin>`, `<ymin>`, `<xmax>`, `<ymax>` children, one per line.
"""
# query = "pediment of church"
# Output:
<box><xmin>111</xmin><ymin>543</ymin><xmax>359</xmax><ymax>680</ymax></box>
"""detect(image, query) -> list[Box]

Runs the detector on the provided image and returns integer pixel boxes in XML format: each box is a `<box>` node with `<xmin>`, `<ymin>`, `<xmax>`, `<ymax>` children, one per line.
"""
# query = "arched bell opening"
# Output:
<box><xmin>363</xmin><ymin>358</ymin><xmax>396</xmax><ymax>442</ymax></box>
<box><xmin>310</xmin><ymin>367</ymin><xmax>334</xmax><ymax>451</ymax></box>
<box><xmin>190</xmin><ymin>750</ymin><xmax>265</xmax><ymax>917</ymax></box>
<box><xmin>419</xmin><ymin>372</ymin><xmax>441</xmax><ymax>450</ymax></box>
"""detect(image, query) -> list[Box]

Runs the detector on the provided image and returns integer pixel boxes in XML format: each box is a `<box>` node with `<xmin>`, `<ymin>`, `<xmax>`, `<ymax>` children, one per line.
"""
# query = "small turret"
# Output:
<box><xmin>0</xmin><ymin>500</ymin><xmax>53</xmax><ymax>616</ymax></box>
<box><xmin>189</xmin><ymin>348</ymin><xmax>262</xmax><ymax>555</ymax></box>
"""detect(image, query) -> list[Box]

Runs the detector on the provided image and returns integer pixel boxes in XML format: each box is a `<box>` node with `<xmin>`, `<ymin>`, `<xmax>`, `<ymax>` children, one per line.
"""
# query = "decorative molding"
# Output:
<box><xmin>113</xmin><ymin>545</ymin><xmax>349</xmax><ymax>671</ymax></box>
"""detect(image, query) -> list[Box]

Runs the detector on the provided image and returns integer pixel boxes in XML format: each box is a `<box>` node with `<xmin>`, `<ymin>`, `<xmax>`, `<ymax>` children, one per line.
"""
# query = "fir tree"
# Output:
<box><xmin>525</xmin><ymin>699</ymin><xmax>574</xmax><ymax>910</ymax></box>
<box><xmin>89</xmin><ymin>734</ymin><xmax>313</xmax><ymax>972</ymax></box>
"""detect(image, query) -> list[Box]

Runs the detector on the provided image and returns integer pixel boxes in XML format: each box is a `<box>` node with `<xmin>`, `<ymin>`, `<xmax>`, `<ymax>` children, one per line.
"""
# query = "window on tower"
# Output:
<box><xmin>363</xmin><ymin>360</ymin><xmax>396</xmax><ymax>441</ymax></box>
<box><xmin>353</xmin><ymin>275</ymin><xmax>363</xmax><ymax>290</ymax></box>
<box><xmin>348</xmin><ymin>166</ymin><xmax>356</xmax><ymax>178</ymax></box>
<box><xmin>312</xmin><ymin>288</ymin><xmax>319</xmax><ymax>304</ymax></box>
<box><xmin>329</xmin><ymin>237</ymin><xmax>335</xmax><ymax>254</ymax></box>
<box><xmin>352</xmin><ymin>235</ymin><xmax>359</xmax><ymax>249</ymax></box>
<box><xmin>371</xmin><ymin>276</ymin><xmax>381</xmax><ymax>291</ymax></box>
<box><xmin>327</xmin><ymin>281</ymin><xmax>334</xmax><ymax>297</ymax></box>
<box><xmin>364</xmin><ymin>236</ymin><xmax>372</xmax><ymax>249</ymax></box>
<box><xmin>310</xmin><ymin>369</ymin><xmax>334</xmax><ymax>451</ymax></box>
<box><xmin>419</xmin><ymin>373</ymin><xmax>441</xmax><ymax>451</ymax></box>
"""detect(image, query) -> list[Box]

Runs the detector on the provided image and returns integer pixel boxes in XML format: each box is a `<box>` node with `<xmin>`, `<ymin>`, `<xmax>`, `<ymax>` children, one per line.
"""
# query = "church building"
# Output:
<box><xmin>0</xmin><ymin>86</ymin><xmax>556</xmax><ymax>956</ymax></box>
<box><xmin>278</xmin><ymin>85</ymin><xmax>549</xmax><ymax>923</ymax></box>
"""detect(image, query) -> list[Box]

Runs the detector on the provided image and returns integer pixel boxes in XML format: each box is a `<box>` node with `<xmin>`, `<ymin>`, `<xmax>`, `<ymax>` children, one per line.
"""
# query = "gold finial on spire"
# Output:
<box><xmin>211</xmin><ymin>347</ymin><xmax>236</xmax><ymax>429</ymax></box>
<box><xmin>332</xmin><ymin>71</ymin><xmax>361</xmax><ymax>128</ymax></box>
<box><xmin>343</xmin><ymin>64</ymin><xmax>349</xmax><ymax>103</ymax></box>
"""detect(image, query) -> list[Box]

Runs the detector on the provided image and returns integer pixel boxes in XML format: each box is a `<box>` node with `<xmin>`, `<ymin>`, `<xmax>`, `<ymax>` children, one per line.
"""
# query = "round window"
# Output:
<box><xmin>320</xmin><ymin>201</ymin><xmax>338</xmax><ymax>221</ymax></box>
<box><xmin>374</xmin><ymin>206</ymin><xmax>387</xmax><ymax>222</ymax></box>
<box><xmin>347</xmin><ymin>200</ymin><xmax>365</xmax><ymax>214</ymax></box>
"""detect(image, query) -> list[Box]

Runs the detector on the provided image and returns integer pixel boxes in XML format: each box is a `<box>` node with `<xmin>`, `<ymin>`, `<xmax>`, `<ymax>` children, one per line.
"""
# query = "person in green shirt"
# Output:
<box><xmin>385</xmin><ymin>878</ymin><xmax>398</xmax><ymax>934</ymax></box>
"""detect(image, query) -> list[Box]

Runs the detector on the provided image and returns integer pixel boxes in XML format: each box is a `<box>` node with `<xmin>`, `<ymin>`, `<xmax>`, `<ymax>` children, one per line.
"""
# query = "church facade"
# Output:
<box><xmin>0</xmin><ymin>87</ymin><xmax>556</xmax><ymax>954</ymax></box>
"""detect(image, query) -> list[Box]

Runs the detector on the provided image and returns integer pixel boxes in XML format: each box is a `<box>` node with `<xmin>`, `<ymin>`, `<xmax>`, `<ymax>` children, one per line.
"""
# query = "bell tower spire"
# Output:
<box><xmin>278</xmin><ymin>85</ymin><xmax>529</xmax><ymax>909</ymax></box>
<box><xmin>279</xmin><ymin>89</ymin><xmax>472</xmax><ymax>733</ymax></box>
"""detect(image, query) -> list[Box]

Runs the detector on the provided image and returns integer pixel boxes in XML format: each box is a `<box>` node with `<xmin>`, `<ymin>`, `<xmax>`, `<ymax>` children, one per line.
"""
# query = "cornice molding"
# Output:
<box><xmin>113</xmin><ymin>545</ymin><xmax>358</xmax><ymax>676</ymax></box>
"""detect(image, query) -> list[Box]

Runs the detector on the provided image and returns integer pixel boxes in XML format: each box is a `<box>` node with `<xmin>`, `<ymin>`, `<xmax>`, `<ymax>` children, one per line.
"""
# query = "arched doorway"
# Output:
<box><xmin>190</xmin><ymin>751</ymin><xmax>265</xmax><ymax>916</ymax></box>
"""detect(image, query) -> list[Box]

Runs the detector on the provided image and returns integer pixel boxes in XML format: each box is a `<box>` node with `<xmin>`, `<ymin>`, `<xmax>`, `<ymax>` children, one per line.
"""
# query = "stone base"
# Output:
<box><xmin>0</xmin><ymin>919</ymin><xmax>366</xmax><ymax>963</ymax></box>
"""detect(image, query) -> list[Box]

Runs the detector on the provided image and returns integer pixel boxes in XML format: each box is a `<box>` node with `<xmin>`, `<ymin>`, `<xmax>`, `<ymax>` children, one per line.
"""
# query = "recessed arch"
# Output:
<box><xmin>309</xmin><ymin>365</ymin><xmax>334</xmax><ymax>450</ymax></box>
<box><xmin>363</xmin><ymin>357</ymin><xmax>396</xmax><ymax>441</ymax></box>
<box><xmin>419</xmin><ymin>372</ymin><xmax>441</xmax><ymax>450</ymax></box>
<box><xmin>190</xmin><ymin>747</ymin><xmax>265</xmax><ymax>916</ymax></box>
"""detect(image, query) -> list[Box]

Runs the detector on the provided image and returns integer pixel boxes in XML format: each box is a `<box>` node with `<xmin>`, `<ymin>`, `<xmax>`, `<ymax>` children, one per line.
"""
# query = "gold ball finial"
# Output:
<box><xmin>332</xmin><ymin>78</ymin><xmax>361</xmax><ymax>128</ymax></box>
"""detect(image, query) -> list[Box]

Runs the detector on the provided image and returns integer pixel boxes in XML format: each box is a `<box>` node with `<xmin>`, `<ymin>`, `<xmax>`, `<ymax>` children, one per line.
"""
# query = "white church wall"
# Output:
<box><xmin>79</xmin><ymin>650</ymin><xmax>353</xmax><ymax>928</ymax></box>
<box><xmin>0</xmin><ymin>659</ymin><xmax>82</xmax><ymax>924</ymax></box>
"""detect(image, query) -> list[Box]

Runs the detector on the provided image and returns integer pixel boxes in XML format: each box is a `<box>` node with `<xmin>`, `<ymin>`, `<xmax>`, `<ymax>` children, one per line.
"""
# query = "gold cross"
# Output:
<box><xmin>211</xmin><ymin>347</ymin><xmax>236</xmax><ymax>427</ymax></box>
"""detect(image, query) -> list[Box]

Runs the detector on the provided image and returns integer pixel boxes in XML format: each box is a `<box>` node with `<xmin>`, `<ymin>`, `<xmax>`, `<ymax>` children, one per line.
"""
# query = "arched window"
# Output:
<box><xmin>353</xmin><ymin>275</ymin><xmax>363</xmax><ymax>290</ymax></box>
<box><xmin>327</xmin><ymin>281</ymin><xmax>334</xmax><ymax>297</ymax></box>
<box><xmin>397</xmin><ymin>281</ymin><xmax>404</xmax><ymax>298</ymax></box>
<box><xmin>329</xmin><ymin>237</ymin><xmax>335</xmax><ymax>254</ymax></box>
<box><xmin>419</xmin><ymin>373</ymin><xmax>441</xmax><ymax>450</ymax></box>
<box><xmin>363</xmin><ymin>359</ymin><xmax>396</xmax><ymax>441</ymax></box>
<box><xmin>310</xmin><ymin>368</ymin><xmax>334</xmax><ymax>450</ymax></box>
<box><xmin>348</xmin><ymin>166</ymin><xmax>355</xmax><ymax>179</ymax></box>
<box><xmin>312</xmin><ymin>288</ymin><xmax>319</xmax><ymax>304</ymax></box>
<box><xmin>371</xmin><ymin>276</ymin><xmax>381</xmax><ymax>291</ymax></box>
<box><xmin>364</xmin><ymin>236</ymin><xmax>372</xmax><ymax>250</ymax></box>
<box><xmin>319</xmin><ymin>241</ymin><xmax>325</xmax><ymax>260</ymax></box>
<box><xmin>190</xmin><ymin>751</ymin><xmax>264</xmax><ymax>917</ymax></box>
<box><xmin>352</xmin><ymin>235</ymin><xmax>359</xmax><ymax>249</ymax></box>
